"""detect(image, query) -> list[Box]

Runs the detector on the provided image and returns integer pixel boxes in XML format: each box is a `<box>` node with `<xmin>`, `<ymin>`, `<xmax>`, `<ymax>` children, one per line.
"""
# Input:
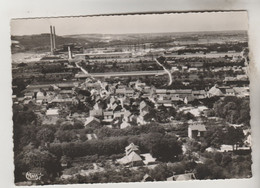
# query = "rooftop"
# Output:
<box><xmin>188</xmin><ymin>124</ymin><xmax>206</xmax><ymax>131</ymax></box>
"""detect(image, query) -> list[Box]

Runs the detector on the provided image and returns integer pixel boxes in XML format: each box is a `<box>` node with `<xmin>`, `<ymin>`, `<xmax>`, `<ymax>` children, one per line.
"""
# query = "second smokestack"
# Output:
<box><xmin>52</xmin><ymin>26</ymin><xmax>56</xmax><ymax>50</ymax></box>
<box><xmin>50</xmin><ymin>26</ymin><xmax>54</xmax><ymax>55</ymax></box>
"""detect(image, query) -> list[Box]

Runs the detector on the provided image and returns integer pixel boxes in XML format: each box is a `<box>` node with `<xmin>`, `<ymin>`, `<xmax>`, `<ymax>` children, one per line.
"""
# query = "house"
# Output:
<box><xmin>167</xmin><ymin>173</ymin><xmax>196</xmax><ymax>181</ymax></box>
<box><xmin>93</xmin><ymin>102</ymin><xmax>103</xmax><ymax>110</ymax></box>
<box><xmin>89</xmin><ymin>109</ymin><xmax>103</xmax><ymax>117</ymax></box>
<box><xmin>188</xmin><ymin>124</ymin><xmax>206</xmax><ymax>139</ymax></box>
<box><xmin>120</xmin><ymin>121</ymin><xmax>131</xmax><ymax>129</ymax></box>
<box><xmin>86</xmin><ymin>133</ymin><xmax>98</xmax><ymax>140</ymax></box>
<box><xmin>143</xmin><ymin>86</ymin><xmax>154</xmax><ymax>98</ymax></box>
<box><xmin>225</xmin><ymin>88</ymin><xmax>235</xmax><ymax>96</ymax></box>
<box><xmin>114</xmin><ymin>110</ymin><xmax>125</xmax><ymax>118</ymax></box>
<box><xmin>103</xmin><ymin>110</ymin><xmax>114</xmax><ymax>121</ymax></box>
<box><xmin>207</xmin><ymin>85</ymin><xmax>224</xmax><ymax>97</ymax></box>
<box><xmin>233</xmin><ymin>87</ymin><xmax>249</xmax><ymax>97</ymax></box>
<box><xmin>129</xmin><ymin>114</ymin><xmax>138</xmax><ymax>124</ymax></box>
<box><xmin>109</xmin><ymin>96</ymin><xmax>117</xmax><ymax>105</ymax></box>
<box><xmin>236</xmin><ymin>74</ymin><xmax>248</xmax><ymax>80</ymax></box>
<box><xmin>84</xmin><ymin>82</ymin><xmax>101</xmax><ymax>91</ymax></box>
<box><xmin>175</xmin><ymin>89</ymin><xmax>193</xmax><ymax>100</ymax></box>
<box><xmin>139</xmin><ymin>101</ymin><xmax>150</xmax><ymax>117</ymax></box>
<box><xmin>192</xmin><ymin>90</ymin><xmax>206</xmax><ymax>99</ymax></box>
<box><xmin>182</xmin><ymin>66</ymin><xmax>188</xmax><ymax>71</ymax></box>
<box><xmin>156</xmin><ymin>100</ymin><xmax>173</xmax><ymax>107</ymax></box>
<box><xmin>140</xmin><ymin>153</ymin><xmax>157</xmax><ymax>165</ymax></box>
<box><xmin>155</xmin><ymin>89</ymin><xmax>167</xmax><ymax>100</ymax></box>
<box><xmin>115</xmin><ymin>88</ymin><xmax>126</xmax><ymax>97</ymax></box>
<box><xmin>141</xmin><ymin>174</ymin><xmax>154</xmax><ymax>182</ymax></box>
<box><xmin>24</xmin><ymin>92</ymin><xmax>35</xmax><ymax>99</ymax></box>
<box><xmin>46</xmin><ymin>108</ymin><xmax>59</xmax><ymax>117</ymax></box>
<box><xmin>171</xmin><ymin>96</ymin><xmax>183</xmax><ymax>104</ymax></box>
<box><xmin>111</xmin><ymin>103</ymin><xmax>122</xmax><ymax>112</ymax></box>
<box><xmin>125</xmin><ymin>88</ymin><xmax>134</xmax><ymax>97</ymax></box>
<box><xmin>188</xmin><ymin>67</ymin><xmax>198</xmax><ymax>73</ymax></box>
<box><xmin>137</xmin><ymin>115</ymin><xmax>148</xmax><ymax>125</ymax></box>
<box><xmin>123</xmin><ymin>110</ymin><xmax>132</xmax><ymax>122</ymax></box>
<box><xmin>117</xmin><ymin>151</ymin><xmax>144</xmax><ymax>167</ymax></box>
<box><xmin>84</xmin><ymin>117</ymin><xmax>101</xmax><ymax>127</ymax></box>
<box><xmin>125</xmin><ymin>143</ymin><xmax>140</xmax><ymax>155</ymax></box>
<box><xmin>117</xmin><ymin>143</ymin><xmax>143</xmax><ymax>167</ymax></box>
<box><xmin>57</xmin><ymin>83</ymin><xmax>75</xmax><ymax>90</ymax></box>
<box><xmin>171</xmin><ymin>67</ymin><xmax>179</xmax><ymax>72</ymax></box>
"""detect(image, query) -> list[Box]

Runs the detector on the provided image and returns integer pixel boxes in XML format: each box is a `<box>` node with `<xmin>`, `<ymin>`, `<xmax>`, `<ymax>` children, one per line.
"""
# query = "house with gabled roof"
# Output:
<box><xmin>140</xmin><ymin>153</ymin><xmax>157</xmax><ymax>165</ymax></box>
<box><xmin>120</xmin><ymin>121</ymin><xmax>131</xmax><ymax>129</ymax></box>
<box><xmin>139</xmin><ymin>101</ymin><xmax>150</xmax><ymax>117</ymax></box>
<box><xmin>207</xmin><ymin>85</ymin><xmax>224</xmax><ymax>97</ymax></box>
<box><xmin>123</xmin><ymin>110</ymin><xmax>132</xmax><ymax>122</ymax></box>
<box><xmin>125</xmin><ymin>143</ymin><xmax>140</xmax><ymax>155</ymax></box>
<box><xmin>117</xmin><ymin>151</ymin><xmax>144</xmax><ymax>167</ymax></box>
<box><xmin>84</xmin><ymin>116</ymin><xmax>101</xmax><ymax>128</ymax></box>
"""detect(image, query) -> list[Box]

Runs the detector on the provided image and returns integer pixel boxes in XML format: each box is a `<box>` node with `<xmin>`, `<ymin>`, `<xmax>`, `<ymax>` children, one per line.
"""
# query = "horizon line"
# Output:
<box><xmin>11</xmin><ymin>29</ymin><xmax>248</xmax><ymax>37</ymax></box>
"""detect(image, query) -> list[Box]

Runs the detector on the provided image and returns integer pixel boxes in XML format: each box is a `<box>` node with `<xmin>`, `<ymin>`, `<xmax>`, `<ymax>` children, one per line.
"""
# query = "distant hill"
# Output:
<box><xmin>11</xmin><ymin>34</ymin><xmax>90</xmax><ymax>53</ymax></box>
<box><xmin>11</xmin><ymin>30</ymin><xmax>247</xmax><ymax>53</ymax></box>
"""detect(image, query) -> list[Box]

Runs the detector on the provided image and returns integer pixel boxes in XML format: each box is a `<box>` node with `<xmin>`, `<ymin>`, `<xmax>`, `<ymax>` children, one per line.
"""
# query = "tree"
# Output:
<box><xmin>222</xmin><ymin>154</ymin><xmax>232</xmax><ymax>166</ymax></box>
<box><xmin>149</xmin><ymin>163</ymin><xmax>172</xmax><ymax>181</ymax></box>
<box><xmin>143</xmin><ymin>133</ymin><xmax>182</xmax><ymax>162</ymax></box>
<box><xmin>74</xmin><ymin>120</ymin><xmax>84</xmax><ymax>129</ymax></box>
<box><xmin>195</xmin><ymin>164</ymin><xmax>210</xmax><ymax>179</ymax></box>
<box><xmin>36</xmin><ymin>127</ymin><xmax>55</xmax><ymax>144</ymax></box>
<box><xmin>214</xmin><ymin>152</ymin><xmax>223</xmax><ymax>165</ymax></box>
<box><xmin>210</xmin><ymin>166</ymin><xmax>226</xmax><ymax>179</ymax></box>
<box><xmin>204</xmin><ymin>126</ymin><xmax>224</xmax><ymax>148</ymax></box>
<box><xmin>225</xmin><ymin>127</ymin><xmax>245</xmax><ymax>151</ymax></box>
<box><xmin>55</xmin><ymin>130</ymin><xmax>77</xmax><ymax>143</ymax></box>
<box><xmin>16</xmin><ymin>148</ymin><xmax>61</xmax><ymax>181</ymax></box>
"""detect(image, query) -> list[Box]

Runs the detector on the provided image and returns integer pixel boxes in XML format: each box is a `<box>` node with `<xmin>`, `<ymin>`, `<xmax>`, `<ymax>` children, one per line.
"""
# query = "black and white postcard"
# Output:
<box><xmin>10</xmin><ymin>11</ymin><xmax>252</xmax><ymax>186</ymax></box>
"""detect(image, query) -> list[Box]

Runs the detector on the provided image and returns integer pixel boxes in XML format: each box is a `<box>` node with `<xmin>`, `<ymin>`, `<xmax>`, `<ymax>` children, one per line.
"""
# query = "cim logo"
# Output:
<box><xmin>25</xmin><ymin>171</ymin><xmax>44</xmax><ymax>181</ymax></box>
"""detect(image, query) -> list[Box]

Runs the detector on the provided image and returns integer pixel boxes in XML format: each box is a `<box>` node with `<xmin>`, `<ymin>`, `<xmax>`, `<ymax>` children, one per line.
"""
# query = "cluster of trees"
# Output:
<box><xmin>204</xmin><ymin>125</ymin><xmax>245</xmax><ymax>150</ymax></box>
<box><xmin>213</xmin><ymin>96</ymin><xmax>250</xmax><ymax>126</ymax></box>
<box><xmin>12</xmin><ymin>78</ymin><xmax>30</xmax><ymax>97</ymax></box>
<box><xmin>15</xmin><ymin>148</ymin><xmax>61</xmax><ymax>182</ymax></box>
<box><xmin>195</xmin><ymin>152</ymin><xmax>251</xmax><ymax>179</ymax></box>
<box><xmin>48</xmin><ymin>132</ymin><xmax>182</xmax><ymax>162</ymax></box>
<box><xmin>82</xmin><ymin>60</ymin><xmax>163</xmax><ymax>74</ymax></box>
<box><xmin>144</xmin><ymin>105</ymin><xmax>178</xmax><ymax>123</ymax></box>
<box><xmin>177</xmin><ymin>41</ymin><xmax>248</xmax><ymax>54</ymax></box>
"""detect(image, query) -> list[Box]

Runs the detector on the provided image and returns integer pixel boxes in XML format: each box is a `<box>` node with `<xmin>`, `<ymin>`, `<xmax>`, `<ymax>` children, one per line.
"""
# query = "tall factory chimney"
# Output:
<box><xmin>50</xmin><ymin>26</ymin><xmax>54</xmax><ymax>55</ymax></box>
<box><xmin>52</xmin><ymin>26</ymin><xmax>56</xmax><ymax>50</ymax></box>
<box><xmin>68</xmin><ymin>46</ymin><xmax>72</xmax><ymax>60</ymax></box>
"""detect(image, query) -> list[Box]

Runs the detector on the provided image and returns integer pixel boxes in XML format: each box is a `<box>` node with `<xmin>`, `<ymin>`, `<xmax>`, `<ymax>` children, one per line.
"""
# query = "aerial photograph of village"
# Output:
<box><xmin>11</xmin><ymin>11</ymin><xmax>251</xmax><ymax>185</ymax></box>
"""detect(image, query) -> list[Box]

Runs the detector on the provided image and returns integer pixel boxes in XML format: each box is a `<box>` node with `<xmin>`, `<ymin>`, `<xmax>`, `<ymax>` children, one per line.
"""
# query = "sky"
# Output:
<box><xmin>10</xmin><ymin>11</ymin><xmax>248</xmax><ymax>36</ymax></box>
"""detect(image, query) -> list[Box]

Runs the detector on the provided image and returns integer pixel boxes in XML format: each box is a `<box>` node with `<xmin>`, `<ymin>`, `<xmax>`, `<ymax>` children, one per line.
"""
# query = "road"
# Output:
<box><xmin>155</xmin><ymin>58</ymin><xmax>173</xmax><ymax>86</ymax></box>
<box><xmin>75</xmin><ymin>61</ymin><xmax>89</xmax><ymax>74</ymax></box>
